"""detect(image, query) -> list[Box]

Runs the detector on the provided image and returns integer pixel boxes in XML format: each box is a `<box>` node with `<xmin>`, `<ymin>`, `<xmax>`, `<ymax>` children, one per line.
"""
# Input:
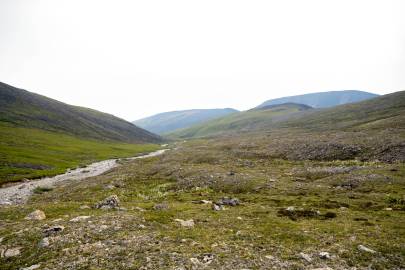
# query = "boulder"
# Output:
<box><xmin>25</xmin><ymin>210</ymin><xmax>46</xmax><ymax>221</ymax></box>
<box><xmin>95</xmin><ymin>195</ymin><xmax>120</xmax><ymax>209</ymax></box>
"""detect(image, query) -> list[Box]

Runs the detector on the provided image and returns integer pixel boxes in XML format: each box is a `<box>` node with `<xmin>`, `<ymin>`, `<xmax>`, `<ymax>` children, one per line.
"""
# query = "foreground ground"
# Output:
<box><xmin>0</xmin><ymin>133</ymin><xmax>404</xmax><ymax>269</ymax></box>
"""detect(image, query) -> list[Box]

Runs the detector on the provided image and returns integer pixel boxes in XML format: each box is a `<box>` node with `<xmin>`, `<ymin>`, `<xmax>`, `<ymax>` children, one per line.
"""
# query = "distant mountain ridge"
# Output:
<box><xmin>258</xmin><ymin>90</ymin><xmax>379</xmax><ymax>109</ymax></box>
<box><xmin>0</xmin><ymin>82</ymin><xmax>160</xmax><ymax>143</ymax></box>
<box><xmin>133</xmin><ymin>108</ymin><xmax>238</xmax><ymax>134</ymax></box>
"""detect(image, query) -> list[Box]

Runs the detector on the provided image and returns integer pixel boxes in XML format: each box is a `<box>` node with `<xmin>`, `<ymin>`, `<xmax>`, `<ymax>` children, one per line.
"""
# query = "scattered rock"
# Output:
<box><xmin>212</xmin><ymin>203</ymin><xmax>224</xmax><ymax>211</ymax></box>
<box><xmin>43</xmin><ymin>225</ymin><xmax>65</xmax><ymax>236</ymax></box>
<box><xmin>70</xmin><ymin>216</ymin><xmax>91</xmax><ymax>222</ymax></box>
<box><xmin>216</xmin><ymin>197</ymin><xmax>240</xmax><ymax>206</ymax></box>
<box><xmin>175</xmin><ymin>219</ymin><xmax>195</xmax><ymax>227</ymax></box>
<box><xmin>21</xmin><ymin>264</ymin><xmax>41</xmax><ymax>270</ymax></box>
<box><xmin>25</xmin><ymin>210</ymin><xmax>46</xmax><ymax>220</ymax></box>
<box><xmin>319</xmin><ymin>251</ymin><xmax>331</xmax><ymax>259</ymax></box>
<box><xmin>299</xmin><ymin>252</ymin><xmax>313</xmax><ymax>263</ymax></box>
<box><xmin>153</xmin><ymin>203</ymin><xmax>169</xmax><ymax>210</ymax></box>
<box><xmin>39</xmin><ymin>237</ymin><xmax>50</xmax><ymax>248</ymax></box>
<box><xmin>95</xmin><ymin>195</ymin><xmax>120</xmax><ymax>209</ymax></box>
<box><xmin>358</xmin><ymin>244</ymin><xmax>376</xmax><ymax>254</ymax></box>
<box><xmin>4</xmin><ymin>247</ymin><xmax>21</xmax><ymax>257</ymax></box>
<box><xmin>199</xmin><ymin>200</ymin><xmax>212</xmax><ymax>204</ymax></box>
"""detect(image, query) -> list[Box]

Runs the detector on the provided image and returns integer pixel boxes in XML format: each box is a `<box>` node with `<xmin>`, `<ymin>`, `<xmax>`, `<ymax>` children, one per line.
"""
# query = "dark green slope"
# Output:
<box><xmin>168</xmin><ymin>103</ymin><xmax>312</xmax><ymax>138</ymax></box>
<box><xmin>0</xmin><ymin>82</ymin><xmax>161</xmax><ymax>143</ymax></box>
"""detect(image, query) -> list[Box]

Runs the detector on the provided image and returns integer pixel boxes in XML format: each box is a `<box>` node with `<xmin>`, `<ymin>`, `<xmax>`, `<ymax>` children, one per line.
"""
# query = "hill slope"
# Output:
<box><xmin>0</xmin><ymin>82</ymin><xmax>160</xmax><ymax>143</ymax></box>
<box><xmin>0</xmin><ymin>82</ymin><xmax>161</xmax><ymax>184</ymax></box>
<box><xmin>168</xmin><ymin>103</ymin><xmax>312</xmax><ymax>138</ymax></box>
<box><xmin>133</xmin><ymin>108</ymin><xmax>238</xmax><ymax>134</ymax></box>
<box><xmin>258</xmin><ymin>90</ymin><xmax>379</xmax><ymax>109</ymax></box>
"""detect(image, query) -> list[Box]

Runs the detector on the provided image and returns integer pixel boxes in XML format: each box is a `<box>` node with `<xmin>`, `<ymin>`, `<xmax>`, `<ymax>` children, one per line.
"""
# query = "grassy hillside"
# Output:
<box><xmin>0</xmin><ymin>122</ymin><xmax>159</xmax><ymax>185</ymax></box>
<box><xmin>0</xmin><ymin>82</ymin><xmax>161</xmax><ymax>143</ymax></box>
<box><xmin>168</xmin><ymin>103</ymin><xmax>312</xmax><ymax>138</ymax></box>
<box><xmin>133</xmin><ymin>108</ymin><xmax>238</xmax><ymax>134</ymax></box>
<box><xmin>258</xmin><ymin>90</ymin><xmax>379</xmax><ymax>108</ymax></box>
<box><xmin>282</xmin><ymin>91</ymin><xmax>405</xmax><ymax>132</ymax></box>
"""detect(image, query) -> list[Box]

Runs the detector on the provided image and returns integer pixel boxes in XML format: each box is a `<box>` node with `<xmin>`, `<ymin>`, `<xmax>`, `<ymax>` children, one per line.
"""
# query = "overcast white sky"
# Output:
<box><xmin>1</xmin><ymin>0</ymin><xmax>404</xmax><ymax>121</ymax></box>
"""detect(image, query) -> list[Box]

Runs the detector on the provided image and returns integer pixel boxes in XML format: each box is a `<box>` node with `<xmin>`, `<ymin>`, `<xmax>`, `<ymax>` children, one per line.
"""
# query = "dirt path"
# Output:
<box><xmin>0</xmin><ymin>149</ymin><xmax>168</xmax><ymax>205</ymax></box>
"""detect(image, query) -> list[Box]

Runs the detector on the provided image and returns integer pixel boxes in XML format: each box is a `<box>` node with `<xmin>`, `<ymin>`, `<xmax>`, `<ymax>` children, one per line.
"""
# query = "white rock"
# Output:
<box><xmin>25</xmin><ymin>210</ymin><xmax>46</xmax><ymax>220</ymax></box>
<box><xmin>4</xmin><ymin>247</ymin><xmax>21</xmax><ymax>257</ymax></box>
<box><xmin>39</xmin><ymin>237</ymin><xmax>50</xmax><ymax>248</ymax></box>
<box><xmin>299</xmin><ymin>252</ymin><xmax>313</xmax><ymax>262</ymax></box>
<box><xmin>70</xmin><ymin>216</ymin><xmax>91</xmax><ymax>222</ymax></box>
<box><xmin>175</xmin><ymin>219</ymin><xmax>195</xmax><ymax>227</ymax></box>
<box><xmin>21</xmin><ymin>264</ymin><xmax>41</xmax><ymax>270</ymax></box>
<box><xmin>358</xmin><ymin>245</ymin><xmax>376</xmax><ymax>254</ymax></box>
<box><xmin>319</xmin><ymin>251</ymin><xmax>331</xmax><ymax>259</ymax></box>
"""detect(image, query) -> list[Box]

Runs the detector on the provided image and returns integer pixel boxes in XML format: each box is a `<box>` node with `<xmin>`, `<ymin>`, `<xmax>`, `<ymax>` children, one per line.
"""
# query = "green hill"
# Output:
<box><xmin>0</xmin><ymin>82</ymin><xmax>161</xmax><ymax>184</ymax></box>
<box><xmin>133</xmin><ymin>108</ymin><xmax>238</xmax><ymax>134</ymax></box>
<box><xmin>168</xmin><ymin>103</ymin><xmax>312</xmax><ymax>138</ymax></box>
<box><xmin>0</xmin><ymin>82</ymin><xmax>160</xmax><ymax>143</ymax></box>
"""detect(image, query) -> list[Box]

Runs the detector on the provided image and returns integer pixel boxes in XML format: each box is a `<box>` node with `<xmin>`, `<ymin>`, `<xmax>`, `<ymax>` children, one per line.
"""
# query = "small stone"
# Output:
<box><xmin>43</xmin><ymin>225</ymin><xmax>65</xmax><ymax>236</ymax></box>
<box><xmin>265</xmin><ymin>255</ymin><xmax>275</xmax><ymax>260</ymax></box>
<box><xmin>299</xmin><ymin>252</ymin><xmax>313</xmax><ymax>263</ymax></box>
<box><xmin>79</xmin><ymin>205</ymin><xmax>90</xmax><ymax>209</ymax></box>
<box><xmin>358</xmin><ymin>245</ymin><xmax>376</xmax><ymax>254</ymax></box>
<box><xmin>153</xmin><ymin>203</ymin><xmax>169</xmax><ymax>210</ymax></box>
<box><xmin>21</xmin><ymin>264</ymin><xmax>41</xmax><ymax>270</ymax></box>
<box><xmin>237</xmin><ymin>216</ymin><xmax>243</xmax><ymax>220</ymax></box>
<box><xmin>39</xmin><ymin>237</ymin><xmax>50</xmax><ymax>248</ymax></box>
<box><xmin>175</xmin><ymin>219</ymin><xmax>195</xmax><ymax>227</ymax></box>
<box><xmin>319</xmin><ymin>251</ymin><xmax>331</xmax><ymax>259</ymax></box>
<box><xmin>25</xmin><ymin>210</ymin><xmax>46</xmax><ymax>220</ymax></box>
<box><xmin>190</xmin><ymin>258</ymin><xmax>200</xmax><ymax>265</ymax></box>
<box><xmin>212</xmin><ymin>204</ymin><xmax>224</xmax><ymax>211</ymax></box>
<box><xmin>311</xmin><ymin>268</ymin><xmax>333</xmax><ymax>270</ymax></box>
<box><xmin>99</xmin><ymin>225</ymin><xmax>108</xmax><ymax>230</ymax></box>
<box><xmin>199</xmin><ymin>253</ymin><xmax>214</xmax><ymax>265</ymax></box>
<box><xmin>95</xmin><ymin>195</ymin><xmax>120</xmax><ymax>209</ymax></box>
<box><xmin>70</xmin><ymin>216</ymin><xmax>91</xmax><ymax>222</ymax></box>
<box><xmin>216</xmin><ymin>197</ymin><xmax>240</xmax><ymax>206</ymax></box>
<box><xmin>385</xmin><ymin>208</ymin><xmax>393</xmax><ymax>211</ymax></box>
<box><xmin>200</xmin><ymin>200</ymin><xmax>212</xmax><ymax>204</ymax></box>
<box><xmin>4</xmin><ymin>247</ymin><xmax>21</xmax><ymax>257</ymax></box>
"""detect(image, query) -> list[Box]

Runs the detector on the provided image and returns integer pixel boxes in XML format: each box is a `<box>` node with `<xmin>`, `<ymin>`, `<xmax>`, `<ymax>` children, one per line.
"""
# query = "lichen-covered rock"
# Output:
<box><xmin>95</xmin><ymin>195</ymin><xmax>120</xmax><ymax>209</ymax></box>
<box><xmin>25</xmin><ymin>210</ymin><xmax>46</xmax><ymax>220</ymax></box>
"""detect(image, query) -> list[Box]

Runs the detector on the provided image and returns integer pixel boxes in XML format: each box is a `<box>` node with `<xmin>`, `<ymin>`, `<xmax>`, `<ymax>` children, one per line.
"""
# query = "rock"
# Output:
<box><xmin>95</xmin><ymin>195</ymin><xmax>120</xmax><ymax>209</ymax></box>
<box><xmin>212</xmin><ymin>203</ymin><xmax>224</xmax><ymax>211</ymax></box>
<box><xmin>4</xmin><ymin>247</ymin><xmax>21</xmax><ymax>257</ymax></box>
<box><xmin>175</xmin><ymin>219</ymin><xmax>195</xmax><ymax>227</ymax></box>
<box><xmin>43</xmin><ymin>225</ymin><xmax>65</xmax><ymax>236</ymax></box>
<box><xmin>299</xmin><ymin>252</ymin><xmax>313</xmax><ymax>263</ymax></box>
<box><xmin>70</xmin><ymin>216</ymin><xmax>91</xmax><ymax>222</ymax></box>
<box><xmin>105</xmin><ymin>184</ymin><xmax>115</xmax><ymax>190</ymax></box>
<box><xmin>25</xmin><ymin>210</ymin><xmax>46</xmax><ymax>220</ymax></box>
<box><xmin>199</xmin><ymin>253</ymin><xmax>214</xmax><ymax>265</ymax></box>
<box><xmin>21</xmin><ymin>264</ymin><xmax>41</xmax><ymax>270</ymax></box>
<box><xmin>216</xmin><ymin>197</ymin><xmax>240</xmax><ymax>206</ymax></box>
<box><xmin>0</xmin><ymin>237</ymin><xmax>3</xmax><ymax>243</ymax></box>
<box><xmin>358</xmin><ymin>244</ymin><xmax>376</xmax><ymax>254</ymax></box>
<box><xmin>79</xmin><ymin>205</ymin><xmax>90</xmax><ymax>209</ymax></box>
<box><xmin>153</xmin><ymin>203</ymin><xmax>169</xmax><ymax>210</ymax></box>
<box><xmin>385</xmin><ymin>207</ymin><xmax>393</xmax><ymax>211</ymax></box>
<box><xmin>39</xmin><ymin>237</ymin><xmax>50</xmax><ymax>248</ymax></box>
<box><xmin>319</xmin><ymin>251</ymin><xmax>331</xmax><ymax>259</ymax></box>
<box><xmin>199</xmin><ymin>200</ymin><xmax>212</xmax><ymax>204</ymax></box>
<box><xmin>311</xmin><ymin>268</ymin><xmax>333</xmax><ymax>270</ymax></box>
<box><xmin>228</xmin><ymin>171</ymin><xmax>235</xmax><ymax>176</ymax></box>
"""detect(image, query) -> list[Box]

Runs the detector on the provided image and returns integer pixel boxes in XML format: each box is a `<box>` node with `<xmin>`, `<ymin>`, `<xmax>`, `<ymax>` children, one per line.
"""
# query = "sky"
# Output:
<box><xmin>1</xmin><ymin>0</ymin><xmax>404</xmax><ymax>121</ymax></box>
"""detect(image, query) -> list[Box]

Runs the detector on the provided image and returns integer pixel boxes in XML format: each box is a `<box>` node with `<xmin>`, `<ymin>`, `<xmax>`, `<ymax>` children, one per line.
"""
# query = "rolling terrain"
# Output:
<box><xmin>168</xmin><ymin>103</ymin><xmax>312</xmax><ymax>138</ymax></box>
<box><xmin>133</xmin><ymin>108</ymin><xmax>238</xmax><ymax>134</ymax></box>
<box><xmin>257</xmin><ymin>90</ymin><xmax>379</xmax><ymax>109</ymax></box>
<box><xmin>0</xmin><ymin>82</ymin><xmax>161</xmax><ymax>184</ymax></box>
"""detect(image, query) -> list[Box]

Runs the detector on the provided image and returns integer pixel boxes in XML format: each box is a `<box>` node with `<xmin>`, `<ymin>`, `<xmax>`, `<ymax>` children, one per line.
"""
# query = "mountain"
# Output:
<box><xmin>0</xmin><ymin>82</ymin><xmax>161</xmax><ymax>184</ymax></box>
<box><xmin>169</xmin><ymin>91</ymin><xmax>404</xmax><ymax>139</ymax></box>
<box><xmin>257</xmin><ymin>90</ymin><xmax>379</xmax><ymax>109</ymax></box>
<box><xmin>281</xmin><ymin>90</ymin><xmax>405</xmax><ymax>131</ymax></box>
<box><xmin>0</xmin><ymin>82</ymin><xmax>160</xmax><ymax>143</ymax></box>
<box><xmin>133</xmin><ymin>108</ymin><xmax>238</xmax><ymax>134</ymax></box>
<box><xmin>168</xmin><ymin>103</ymin><xmax>312</xmax><ymax>138</ymax></box>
